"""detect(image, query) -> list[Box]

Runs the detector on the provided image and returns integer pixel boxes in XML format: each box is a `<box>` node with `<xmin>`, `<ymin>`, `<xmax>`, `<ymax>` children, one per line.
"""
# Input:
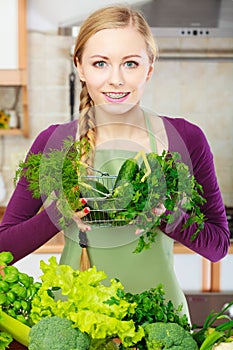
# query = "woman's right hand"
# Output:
<box><xmin>72</xmin><ymin>198</ymin><xmax>91</xmax><ymax>232</ymax></box>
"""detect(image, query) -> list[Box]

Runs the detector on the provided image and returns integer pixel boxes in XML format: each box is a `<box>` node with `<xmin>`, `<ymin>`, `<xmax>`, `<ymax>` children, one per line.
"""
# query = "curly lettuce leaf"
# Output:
<box><xmin>30</xmin><ymin>256</ymin><xmax>144</xmax><ymax>347</ymax></box>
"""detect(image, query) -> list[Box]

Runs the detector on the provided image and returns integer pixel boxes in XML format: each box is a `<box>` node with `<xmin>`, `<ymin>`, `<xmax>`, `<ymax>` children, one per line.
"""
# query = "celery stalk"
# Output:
<box><xmin>0</xmin><ymin>310</ymin><xmax>30</xmax><ymax>347</ymax></box>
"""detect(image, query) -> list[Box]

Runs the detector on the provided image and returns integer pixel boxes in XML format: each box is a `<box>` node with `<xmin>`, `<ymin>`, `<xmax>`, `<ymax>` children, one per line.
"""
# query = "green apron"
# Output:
<box><xmin>60</xmin><ymin>116</ymin><xmax>190</xmax><ymax>319</ymax></box>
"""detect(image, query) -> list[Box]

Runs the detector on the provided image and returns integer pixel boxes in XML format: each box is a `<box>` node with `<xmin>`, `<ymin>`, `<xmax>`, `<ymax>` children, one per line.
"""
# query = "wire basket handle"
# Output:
<box><xmin>134</xmin><ymin>150</ymin><xmax>151</xmax><ymax>182</ymax></box>
<box><xmin>77</xmin><ymin>160</ymin><xmax>110</xmax><ymax>177</ymax></box>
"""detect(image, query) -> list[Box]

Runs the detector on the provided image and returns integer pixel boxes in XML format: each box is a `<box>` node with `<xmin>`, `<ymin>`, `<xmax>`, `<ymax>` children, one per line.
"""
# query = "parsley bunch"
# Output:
<box><xmin>107</xmin><ymin>151</ymin><xmax>206</xmax><ymax>253</ymax></box>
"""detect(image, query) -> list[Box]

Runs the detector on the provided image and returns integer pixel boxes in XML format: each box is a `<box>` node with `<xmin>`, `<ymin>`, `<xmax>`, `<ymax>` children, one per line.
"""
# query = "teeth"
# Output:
<box><xmin>105</xmin><ymin>92</ymin><xmax>128</xmax><ymax>99</ymax></box>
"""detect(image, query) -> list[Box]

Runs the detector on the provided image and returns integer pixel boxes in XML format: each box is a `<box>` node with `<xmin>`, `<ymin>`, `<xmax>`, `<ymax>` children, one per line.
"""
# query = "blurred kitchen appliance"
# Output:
<box><xmin>185</xmin><ymin>292</ymin><xmax>233</xmax><ymax>327</ymax></box>
<box><xmin>226</xmin><ymin>207</ymin><xmax>233</xmax><ymax>241</ymax></box>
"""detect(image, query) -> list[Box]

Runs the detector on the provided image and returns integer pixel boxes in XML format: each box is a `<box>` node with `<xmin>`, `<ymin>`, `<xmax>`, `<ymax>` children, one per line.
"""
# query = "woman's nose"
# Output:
<box><xmin>108</xmin><ymin>67</ymin><xmax>125</xmax><ymax>87</ymax></box>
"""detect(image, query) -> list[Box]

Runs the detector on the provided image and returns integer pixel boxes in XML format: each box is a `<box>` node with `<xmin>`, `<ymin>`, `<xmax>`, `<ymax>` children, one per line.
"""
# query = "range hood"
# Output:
<box><xmin>58</xmin><ymin>0</ymin><xmax>233</xmax><ymax>38</ymax></box>
<box><xmin>133</xmin><ymin>0</ymin><xmax>233</xmax><ymax>37</ymax></box>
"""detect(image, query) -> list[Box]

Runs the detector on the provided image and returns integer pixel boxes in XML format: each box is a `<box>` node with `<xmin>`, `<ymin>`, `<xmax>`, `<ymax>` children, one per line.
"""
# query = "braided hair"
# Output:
<box><xmin>72</xmin><ymin>5</ymin><xmax>157</xmax><ymax>270</ymax></box>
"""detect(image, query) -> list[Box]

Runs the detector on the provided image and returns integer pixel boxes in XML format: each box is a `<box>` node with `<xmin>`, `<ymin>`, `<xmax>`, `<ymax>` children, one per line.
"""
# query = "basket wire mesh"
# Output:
<box><xmin>81</xmin><ymin>170</ymin><xmax>130</xmax><ymax>227</ymax></box>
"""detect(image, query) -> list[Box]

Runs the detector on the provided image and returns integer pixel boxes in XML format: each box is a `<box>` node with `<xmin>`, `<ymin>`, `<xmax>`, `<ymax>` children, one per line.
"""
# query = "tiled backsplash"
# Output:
<box><xmin>0</xmin><ymin>33</ymin><xmax>232</xmax><ymax>207</ymax></box>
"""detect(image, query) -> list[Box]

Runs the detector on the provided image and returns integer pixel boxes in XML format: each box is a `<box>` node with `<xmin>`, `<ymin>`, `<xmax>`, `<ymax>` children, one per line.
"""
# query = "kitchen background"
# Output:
<box><xmin>0</xmin><ymin>0</ymin><xmax>233</xmax><ymax>315</ymax></box>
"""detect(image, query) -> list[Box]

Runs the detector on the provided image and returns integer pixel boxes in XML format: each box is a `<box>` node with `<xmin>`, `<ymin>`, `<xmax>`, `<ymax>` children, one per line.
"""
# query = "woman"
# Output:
<box><xmin>0</xmin><ymin>6</ymin><xmax>230</xmax><ymax>318</ymax></box>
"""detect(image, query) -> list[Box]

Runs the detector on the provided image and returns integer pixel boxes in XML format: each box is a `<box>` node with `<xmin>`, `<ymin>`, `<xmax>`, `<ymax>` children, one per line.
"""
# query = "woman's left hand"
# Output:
<box><xmin>151</xmin><ymin>202</ymin><xmax>166</xmax><ymax>216</ymax></box>
<box><xmin>135</xmin><ymin>202</ymin><xmax>166</xmax><ymax>235</ymax></box>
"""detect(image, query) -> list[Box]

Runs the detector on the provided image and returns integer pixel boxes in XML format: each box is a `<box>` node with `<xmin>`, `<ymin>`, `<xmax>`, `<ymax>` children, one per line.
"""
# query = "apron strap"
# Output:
<box><xmin>144</xmin><ymin>112</ymin><xmax>157</xmax><ymax>153</ymax></box>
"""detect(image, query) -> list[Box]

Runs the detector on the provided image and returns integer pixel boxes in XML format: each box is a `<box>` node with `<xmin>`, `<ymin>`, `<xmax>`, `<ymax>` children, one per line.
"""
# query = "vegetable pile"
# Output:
<box><xmin>29</xmin><ymin>256</ymin><xmax>144</xmax><ymax>348</ymax></box>
<box><xmin>15</xmin><ymin>138</ymin><xmax>206</xmax><ymax>253</ymax></box>
<box><xmin>29</xmin><ymin>255</ymin><xmax>192</xmax><ymax>349</ymax></box>
<box><xmin>0</xmin><ymin>252</ymin><xmax>232</xmax><ymax>349</ymax></box>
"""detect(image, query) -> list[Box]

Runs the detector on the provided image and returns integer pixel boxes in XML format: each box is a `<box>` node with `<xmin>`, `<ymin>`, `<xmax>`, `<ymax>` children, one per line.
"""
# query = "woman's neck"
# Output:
<box><xmin>94</xmin><ymin>104</ymin><xmax>143</xmax><ymax>125</ymax></box>
<box><xmin>94</xmin><ymin>104</ymin><xmax>148</xmax><ymax>144</ymax></box>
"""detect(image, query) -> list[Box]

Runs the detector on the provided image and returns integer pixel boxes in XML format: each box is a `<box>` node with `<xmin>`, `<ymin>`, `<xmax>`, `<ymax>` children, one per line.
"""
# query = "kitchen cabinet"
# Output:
<box><xmin>0</xmin><ymin>0</ymin><xmax>29</xmax><ymax>137</ymax></box>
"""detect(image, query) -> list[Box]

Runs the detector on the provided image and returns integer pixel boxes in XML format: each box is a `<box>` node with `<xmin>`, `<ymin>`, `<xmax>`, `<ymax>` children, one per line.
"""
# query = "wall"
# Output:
<box><xmin>0</xmin><ymin>5</ymin><xmax>232</xmax><ymax>292</ymax></box>
<box><xmin>1</xmin><ymin>34</ymin><xmax>232</xmax><ymax>207</ymax></box>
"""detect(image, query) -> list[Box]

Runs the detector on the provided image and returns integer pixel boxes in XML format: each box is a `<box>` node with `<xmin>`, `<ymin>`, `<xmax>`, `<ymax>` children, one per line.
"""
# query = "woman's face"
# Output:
<box><xmin>76</xmin><ymin>26</ymin><xmax>154</xmax><ymax>115</ymax></box>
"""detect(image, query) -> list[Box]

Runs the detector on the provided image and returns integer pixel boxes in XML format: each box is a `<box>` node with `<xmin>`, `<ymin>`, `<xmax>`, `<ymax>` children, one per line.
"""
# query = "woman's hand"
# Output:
<box><xmin>72</xmin><ymin>198</ymin><xmax>91</xmax><ymax>232</ymax></box>
<box><xmin>135</xmin><ymin>202</ymin><xmax>166</xmax><ymax>235</ymax></box>
<box><xmin>151</xmin><ymin>202</ymin><xmax>166</xmax><ymax>217</ymax></box>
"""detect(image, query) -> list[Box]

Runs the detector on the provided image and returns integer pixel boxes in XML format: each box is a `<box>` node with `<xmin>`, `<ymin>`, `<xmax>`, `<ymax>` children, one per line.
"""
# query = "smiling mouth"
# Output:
<box><xmin>103</xmin><ymin>92</ymin><xmax>130</xmax><ymax>99</ymax></box>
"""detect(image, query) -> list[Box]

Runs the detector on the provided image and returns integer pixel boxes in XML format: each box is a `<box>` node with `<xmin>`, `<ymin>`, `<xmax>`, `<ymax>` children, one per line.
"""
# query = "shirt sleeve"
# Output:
<box><xmin>160</xmin><ymin>119</ymin><xmax>230</xmax><ymax>262</ymax></box>
<box><xmin>0</xmin><ymin>125</ymin><xmax>62</xmax><ymax>263</ymax></box>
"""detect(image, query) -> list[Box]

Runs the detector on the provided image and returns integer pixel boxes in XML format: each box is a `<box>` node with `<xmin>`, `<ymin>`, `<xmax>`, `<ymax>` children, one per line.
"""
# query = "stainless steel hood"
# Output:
<box><xmin>133</xmin><ymin>0</ymin><xmax>233</xmax><ymax>37</ymax></box>
<box><xmin>58</xmin><ymin>0</ymin><xmax>233</xmax><ymax>38</ymax></box>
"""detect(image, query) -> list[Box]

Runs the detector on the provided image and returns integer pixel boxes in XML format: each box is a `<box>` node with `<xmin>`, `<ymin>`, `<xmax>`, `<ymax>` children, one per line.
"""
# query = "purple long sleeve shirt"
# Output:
<box><xmin>0</xmin><ymin>117</ymin><xmax>230</xmax><ymax>263</ymax></box>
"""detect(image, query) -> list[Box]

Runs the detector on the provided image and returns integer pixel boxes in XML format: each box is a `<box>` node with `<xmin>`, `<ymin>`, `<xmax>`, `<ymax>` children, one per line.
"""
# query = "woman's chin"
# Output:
<box><xmin>94</xmin><ymin>102</ymin><xmax>136</xmax><ymax>116</ymax></box>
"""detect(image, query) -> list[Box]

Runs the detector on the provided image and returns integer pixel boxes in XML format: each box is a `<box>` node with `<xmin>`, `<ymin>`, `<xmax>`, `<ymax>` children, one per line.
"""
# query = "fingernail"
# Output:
<box><xmin>81</xmin><ymin>198</ymin><xmax>87</xmax><ymax>204</ymax></box>
<box><xmin>83</xmin><ymin>207</ymin><xmax>90</xmax><ymax>214</ymax></box>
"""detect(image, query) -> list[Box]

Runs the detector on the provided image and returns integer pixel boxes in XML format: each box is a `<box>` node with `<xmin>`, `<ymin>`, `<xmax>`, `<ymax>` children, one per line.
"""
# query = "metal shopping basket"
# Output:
<box><xmin>80</xmin><ymin>151</ymin><xmax>152</xmax><ymax>228</ymax></box>
<box><xmin>80</xmin><ymin>168</ymin><xmax>131</xmax><ymax>227</ymax></box>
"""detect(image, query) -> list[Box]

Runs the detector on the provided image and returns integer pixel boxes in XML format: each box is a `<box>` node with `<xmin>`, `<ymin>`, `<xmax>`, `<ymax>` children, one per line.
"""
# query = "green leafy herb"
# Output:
<box><xmin>14</xmin><ymin>137</ymin><xmax>90</xmax><ymax>228</ymax></box>
<box><xmin>106</xmin><ymin>150</ymin><xmax>206</xmax><ymax>253</ymax></box>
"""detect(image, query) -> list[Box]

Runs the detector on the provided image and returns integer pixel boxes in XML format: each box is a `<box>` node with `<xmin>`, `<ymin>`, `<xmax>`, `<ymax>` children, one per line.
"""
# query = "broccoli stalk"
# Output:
<box><xmin>28</xmin><ymin>316</ymin><xmax>90</xmax><ymax>350</ymax></box>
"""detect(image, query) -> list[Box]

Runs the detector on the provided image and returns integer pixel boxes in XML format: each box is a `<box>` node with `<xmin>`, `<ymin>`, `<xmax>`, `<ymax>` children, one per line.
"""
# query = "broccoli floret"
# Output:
<box><xmin>144</xmin><ymin>322</ymin><xmax>198</xmax><ymax>350</ymax></box>
<box><xmin>28</xmin><ymin>316</ymin><xmax>90</xmax><ymax>350</ymax></box>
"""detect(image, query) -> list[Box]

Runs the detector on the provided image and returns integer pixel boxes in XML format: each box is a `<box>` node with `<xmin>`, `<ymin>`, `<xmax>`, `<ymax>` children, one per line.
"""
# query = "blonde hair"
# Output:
<box><xmin>73</xmin><ymin>6</ymin><xmax>157</xmax><ymax>271</ymax></box>
<box><xmin>73</xmin><ymin>5</ymin><xmax>157</xmax><ymax>164</ymax></box>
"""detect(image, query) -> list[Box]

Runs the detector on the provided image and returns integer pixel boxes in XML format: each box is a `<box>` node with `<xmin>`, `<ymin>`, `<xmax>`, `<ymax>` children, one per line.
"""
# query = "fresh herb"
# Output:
<box><xmin>106</xmin><ymin>150</ymin><xmax>206</xmax><ymax>253</ymax></box>
<box><xmin>14</xmin><ymin>137</ymin><xmax>90</xmax><ymax>228</ymax></box>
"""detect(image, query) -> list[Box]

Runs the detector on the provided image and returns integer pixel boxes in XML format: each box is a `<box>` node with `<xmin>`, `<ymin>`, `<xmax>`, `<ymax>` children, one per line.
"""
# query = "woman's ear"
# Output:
<box><xmin>146</xmin><ymin>63</ymin><xmax>154</xmax><ymax>81</ymax></box>
<box><xmin>75</xmin><ymin>58</ymin><xmax>85</xmax><ymax>82</ymax></box>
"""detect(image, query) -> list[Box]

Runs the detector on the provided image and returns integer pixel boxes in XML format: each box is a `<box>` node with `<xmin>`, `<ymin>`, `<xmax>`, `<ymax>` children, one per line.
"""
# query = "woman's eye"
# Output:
<box><xmin>94</xmin><ymin>61</ymin><xmax>107</xmax><ymax>68</ymax></box>
<box><xmin>124</xmin><ymin>61</ymin><xmax>138</xmax><ymax>68</ymax></box>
